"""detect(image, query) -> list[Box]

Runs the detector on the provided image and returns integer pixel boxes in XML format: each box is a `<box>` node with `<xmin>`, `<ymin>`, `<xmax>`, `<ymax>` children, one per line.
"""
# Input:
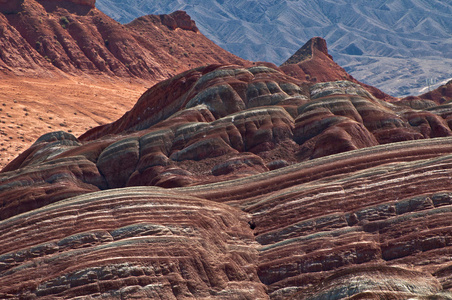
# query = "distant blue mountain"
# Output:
<box><xmin>96</xmin><ymin>0</ymin><xmax>452</xmax><ymax>97</ymax></box>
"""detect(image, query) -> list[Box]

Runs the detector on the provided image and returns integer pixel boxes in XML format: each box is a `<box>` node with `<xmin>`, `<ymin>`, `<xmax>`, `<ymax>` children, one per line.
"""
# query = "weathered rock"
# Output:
<box><xmin>5</xmin><ymin>64</ymin><xmax>452</xmax><ymax>191</ymax></box>
<box><xmin>2</xmin><ymin>62</ymin><xmax>452</xmax><ymax>299</ymax></box>
<box><xmin>280</xmin><ymin>38</ymin><xmax>396</xmax><ymax>102</ymax></box>
<box><xmin>39</xmin><ymin>0</ymin><xmax>96</xmax><ymax>8</ymax></box>
<box><xmin>211</xmin><ymin>153</ymin><xmax>268</xmax><ymax>176</ymax></box>
<box><xmin>0</xmin><ymin>187</ymin><xmax>267</xmax><ymax>299</ymax></box>
<box><xmin>281</xmin><ymin>36</ymin><xmax>332</xmax><ymax>66</ymax></box>
<box><xmin>97</xmin><ymin>137</ymin><xmax>140</xmax><ymax>188</ymax></box>
<box><xmin>160</xmin><ymin>10</ymin><xmax>198</xmax><ymax>32</ymax></box>
<box><xmin>0</xmin><ymin>0</ymin><xmax>247</xmax><ymax>80</ymax></box>
<box><xmin>303</xmin><ymin>266</ymin><xmax>445</xmax><ymax>300</ymax></box>
<box><xmin>0</xmin><ymin>155</ymin><xmax>106</xmax><ymax>220</ymax></box>
<box><xmin>400</xmin><ymin>80</ymin><xmax>452</xmax><ymax>106</ymax></box>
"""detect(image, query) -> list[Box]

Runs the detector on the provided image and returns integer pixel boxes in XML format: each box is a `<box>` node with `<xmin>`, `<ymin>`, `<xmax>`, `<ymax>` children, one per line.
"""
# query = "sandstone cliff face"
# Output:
<box><xmin>2</xmin><ymin>61</ymin><xmax>452</xmax><ymax>298</ymax></box>
<box><xmin>0</xmin><ymin>0</ymin><xmax>246</xmax><ymax>81</ymax></box>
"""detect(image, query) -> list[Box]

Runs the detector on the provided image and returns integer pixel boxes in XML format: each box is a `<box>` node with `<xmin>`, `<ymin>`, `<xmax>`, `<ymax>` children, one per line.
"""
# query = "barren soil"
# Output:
<box><xmin>0</xmin><ymin>76</ymin><xmax>147</xmax><ymax>168</ymax></box>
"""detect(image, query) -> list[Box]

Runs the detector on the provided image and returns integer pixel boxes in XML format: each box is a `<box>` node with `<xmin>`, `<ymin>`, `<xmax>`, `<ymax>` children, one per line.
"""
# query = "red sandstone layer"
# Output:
<box><xmin>1</xmin><ymin>62</ymin><xmax>452</xmax><ymax>298</ymax></box>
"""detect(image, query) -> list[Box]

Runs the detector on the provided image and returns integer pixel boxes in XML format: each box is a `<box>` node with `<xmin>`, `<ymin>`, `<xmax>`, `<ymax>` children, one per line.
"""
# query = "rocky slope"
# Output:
<box><xmin>2</xmin><ymin>54</ymin><xmax>452</xmax><ymax>298</ymax></box>
<box><xmin>0</xmin><ymin>0</ymin><xmax>247</xmax><ymax>81</ymax></box>
<box><xmin>95</xmin><ymin>0</ymin><xmax>452</xmax><ymax>97</ymax></box>
<box><xmin>0</xmin><ymin>0</ymin><xmax>251</xmax><ymax>169</ymax></box>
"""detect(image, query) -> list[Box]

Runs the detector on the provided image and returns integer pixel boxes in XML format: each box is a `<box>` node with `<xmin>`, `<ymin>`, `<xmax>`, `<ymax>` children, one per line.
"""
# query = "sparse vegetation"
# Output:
<box><xmin>60</xmin><ymin>16</ymin><xmax>70</xmax><ymax>29</ymax></box>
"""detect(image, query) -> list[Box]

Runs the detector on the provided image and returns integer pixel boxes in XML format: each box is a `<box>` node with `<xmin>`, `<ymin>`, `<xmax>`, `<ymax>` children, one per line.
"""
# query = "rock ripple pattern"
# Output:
<box><xmin>2</xmin><ymin>64</ymin><xmax>452</xmax><ymax>299</ymax></box>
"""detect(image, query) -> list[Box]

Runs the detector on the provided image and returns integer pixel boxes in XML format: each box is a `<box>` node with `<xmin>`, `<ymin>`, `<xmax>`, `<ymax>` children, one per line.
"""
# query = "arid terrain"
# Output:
<box><xmin>0</xmin><ymin>76</ymin><xmax>146</xmax><ymax>168</ymax></box>
<box><xmin>2</xmin><ymin>0</ymin><xmax>452</xmax><ymax>299</ymax></box>
<box><xmin>0</xmin><ymin>0</ymin><xmax>248</xmax><ymax>168</ymax></box>
<box><xmin>97</xmin><ymin>0</ymin><xmax>452</xmax><ymax>97</ymax></box>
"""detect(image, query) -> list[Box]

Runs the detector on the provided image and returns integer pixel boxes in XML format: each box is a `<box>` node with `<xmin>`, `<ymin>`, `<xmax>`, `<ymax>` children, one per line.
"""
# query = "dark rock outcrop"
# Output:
<box><xmin>160</xmin><ymin>10</ymin><xmax>198</xmax><ymax>32</ymax></box>
<box><xmin>281</xmin><ymin>37</ymin><xmax>332</xmax><ymax>66</ymax></box>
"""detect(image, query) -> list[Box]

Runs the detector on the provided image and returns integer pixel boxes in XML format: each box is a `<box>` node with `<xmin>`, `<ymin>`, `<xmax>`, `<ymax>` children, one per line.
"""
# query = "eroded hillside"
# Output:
<box><xmin>2</xmin><ymin>2</ymin><xmax>452</xmax><ymax>299</ymax></box>
<box><xmin>2</xmin><ymin>60</ymin><xmax>452</xmax><ymax>298</ymax></box>
<box><xmin>0</xmin><ymin>0</ymin><xmax>249</xmax><ymax>169</ymax></box>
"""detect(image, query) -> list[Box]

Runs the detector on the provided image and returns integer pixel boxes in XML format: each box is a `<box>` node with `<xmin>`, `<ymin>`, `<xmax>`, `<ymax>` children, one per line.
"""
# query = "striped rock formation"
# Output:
<box><xmin>2</xmin><ymin>64</ymin><xmax>452</xmax><ymax>299</ymax></box>
<box><xmin>0</xmin><ymin>0</ymin><xmax>246</xmax><ymax>80</ymax></box>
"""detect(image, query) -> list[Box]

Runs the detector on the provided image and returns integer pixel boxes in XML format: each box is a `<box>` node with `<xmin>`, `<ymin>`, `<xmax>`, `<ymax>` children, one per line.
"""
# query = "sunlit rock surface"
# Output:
<box><xmin>2</xmin><ymin>64</ymin><xmax>452</xmax><ymax>299</ymax></box>
<box><xmin>0</xmin><ymin>0</ymin><xmax>246</xmax><ymax>80</ymax></box>
<box><xmin>0</xmin><ymin>187</ymin><xmax>265</xmax><ymax>299</ymax></box>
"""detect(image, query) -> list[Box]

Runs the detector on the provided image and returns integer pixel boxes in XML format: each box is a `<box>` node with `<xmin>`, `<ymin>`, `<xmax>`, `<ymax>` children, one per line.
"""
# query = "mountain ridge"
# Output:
<box><xmin>2</xmin><ymin>1</ymin><xmax>452</xmax><ymax>299</ymax></box>
<box><xmin>2</xmin><ymin>62</ymin><xmax>452</xmax><ymax>298</ymax></box>
<box><xmin>0</xmin><ymin>0</ymin><xmax>248</xmax><ymax>82</ymax></box>
<box><xmin>96</xmin><ymin>0</ymin><xmax>452</xmax><ymax>97</ymax></box>
<box><xmin>0</xmin><ymin>0</ymin><xmax>249</xmax><ymax>168</ymax></box>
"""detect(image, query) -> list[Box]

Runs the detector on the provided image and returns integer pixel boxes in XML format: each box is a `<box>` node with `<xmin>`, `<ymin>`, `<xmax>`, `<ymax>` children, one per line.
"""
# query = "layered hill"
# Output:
<box><xmin>0</xmin><ymin>0</ymin><xmax>250</xmax><ymax>169</ymax></box>
<box><xmin>0</xmin><ymin>0</ymin><xmax>247</xmax><ymax>80</ymax></box>
<box><xmin>2</xmin><ymin>57</ymin><xmax>452</xmax><ymax>298</ymax></box>
<box><xmin>96</xmin><ymin>0</ymin><xmax>452</xmax><ymax>97</ymax></box>
<box><xmin>2</xmin><ymin>2</ymin><xmax>452</xmax><ymax>298</ymax></box>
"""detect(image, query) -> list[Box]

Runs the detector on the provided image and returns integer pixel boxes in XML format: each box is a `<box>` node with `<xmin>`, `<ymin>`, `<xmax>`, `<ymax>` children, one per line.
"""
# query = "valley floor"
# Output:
<box><xmin>0</xmin><ymin>76</ymin><xmax>148</xmax><ymax>169</ymax></box>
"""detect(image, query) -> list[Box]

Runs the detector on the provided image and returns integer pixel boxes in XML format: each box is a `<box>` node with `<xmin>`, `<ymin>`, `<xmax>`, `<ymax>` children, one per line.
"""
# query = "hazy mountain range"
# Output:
<box><xmin>96</xmin><ymin>0</ymin><xmax>452</xmax><ymax>97</ymax></box>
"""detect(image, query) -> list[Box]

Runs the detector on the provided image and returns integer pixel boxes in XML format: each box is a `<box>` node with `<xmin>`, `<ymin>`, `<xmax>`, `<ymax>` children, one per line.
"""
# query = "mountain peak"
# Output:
<box><xmin>281</xmin><ymin>37</ymin><xmax>332</xmax><ymax>66</ymax></box>
<box><xmin>159</xmin><ymin>10</ymin><xmax>198</xmax><ymax>32</ymax></box>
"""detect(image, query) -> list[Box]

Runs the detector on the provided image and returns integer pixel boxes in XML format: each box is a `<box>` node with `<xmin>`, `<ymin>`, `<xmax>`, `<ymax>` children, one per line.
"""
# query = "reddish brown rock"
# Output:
<box><xmin>280</xmin><ymin>37</ymin><xmax>396</xmax><ymax>102</ymax></box>
<box><xmin>0</xmin><ymin>0</ymin><xmax>247</xmax><ymax>81</ymax></box>
<box><xmin>39</xmin><ymin>0</ymin><xmax>96</xmax><ymax>8</ymax></box>
<box><xmin>0</xmin><ymin>188</ymin><xmax>267</xmax><ymax>299</ymax></box>
<box><xmin>160</xmin><ymin>10</ymin><xmax>198</xmax><ymax>32</ymax></box>
<box><xmin>211</xmin><ymin>153</ymin><xmax>269</xmax><ymax>176</ymax></box>
<box><xmin>2</xmin><ymin>61</ymin><xmax>452</xmax><ymax>299</ymax></box>
<box><xmin>400</xmin><ymin>80</ymin><xmax>452</xmax><ymax>106</ymax></box>
<box><xmin>4</xmin><ymin>64</ymin><xmax>452</xmax><ymax>198</ymax></box>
